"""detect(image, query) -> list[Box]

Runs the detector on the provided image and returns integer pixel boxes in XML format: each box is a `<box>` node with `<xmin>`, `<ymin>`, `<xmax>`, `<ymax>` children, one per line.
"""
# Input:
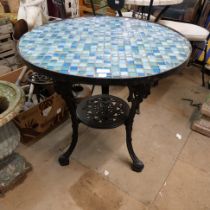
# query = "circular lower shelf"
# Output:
<box><xmin>76</xmin><ymin>94</ymin><xmax>130</xmax><ymax>129</ymax></box>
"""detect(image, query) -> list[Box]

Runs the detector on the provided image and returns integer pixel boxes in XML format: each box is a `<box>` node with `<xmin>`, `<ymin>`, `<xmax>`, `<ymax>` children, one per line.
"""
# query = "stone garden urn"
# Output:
<box><xmin>0</xmin><ymin>80</ymin><xmax>31</xmax><ymax>194</ymax></box>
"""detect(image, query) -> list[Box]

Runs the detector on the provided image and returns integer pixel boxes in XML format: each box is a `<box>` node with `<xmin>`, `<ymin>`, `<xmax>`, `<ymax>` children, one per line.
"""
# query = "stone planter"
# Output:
<box><xmin>0</xmin><ymin>121</ymin><xmax>20</xmax><ymax>160</ymax></box>
<box><xmin>0</xmin><ymin>80</ymin><xmax>25</xmax><ymax>127</ymax></box>
<box><xmin>0</xmin><ymin>80</ymin><xmax>31</xmax><ymax>194</ymax></box>
<box><xmin>0</xmin><ymin>80</ymin><xmax>24</xmax><ymax>160</ymax></box>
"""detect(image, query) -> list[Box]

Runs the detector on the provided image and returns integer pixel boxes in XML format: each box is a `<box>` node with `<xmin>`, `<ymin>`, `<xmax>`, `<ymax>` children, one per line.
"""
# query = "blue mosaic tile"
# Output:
<box><xmin>19</xmin><ymin>16</ymin><xmax>191</xmax><ymax>79</ymax></box>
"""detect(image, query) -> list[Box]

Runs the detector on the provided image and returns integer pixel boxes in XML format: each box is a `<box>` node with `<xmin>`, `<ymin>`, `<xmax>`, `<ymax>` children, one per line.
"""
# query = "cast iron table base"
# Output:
<box><xmin>54</xmin><ymin>81</ymin><xmax>151</xmax><ymax>172</ymax></box>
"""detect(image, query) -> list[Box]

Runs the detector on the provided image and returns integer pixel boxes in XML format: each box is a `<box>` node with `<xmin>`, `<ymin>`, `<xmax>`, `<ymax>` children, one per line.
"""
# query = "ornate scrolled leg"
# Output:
<box><xmin>125</xmin><ymin>117</ymin><xmax>144</xmax><ymax>172</ymax></box>
<box><xmin>125</xmin><ymin>83</ymin><xmax>151</xmax><ymax>172</ymax></box>
<box><xmin>54</xmin><ymin>81</ymin><xmax>79</xmax><ymax>166</ymax></box>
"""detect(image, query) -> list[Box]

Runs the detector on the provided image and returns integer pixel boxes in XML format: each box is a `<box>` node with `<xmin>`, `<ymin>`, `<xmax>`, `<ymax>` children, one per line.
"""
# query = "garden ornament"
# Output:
<box><xmin>17</xmin><ymin>0</ymin><xmax>48</xmax><ymax>29</ymax></box>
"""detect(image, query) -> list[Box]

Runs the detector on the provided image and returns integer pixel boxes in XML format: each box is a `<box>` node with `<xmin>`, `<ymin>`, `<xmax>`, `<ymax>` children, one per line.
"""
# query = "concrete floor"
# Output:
<box><xmin>1</xmin><ymin>67</ymin><xmax>210</xmax><ymax>210</ymax></box>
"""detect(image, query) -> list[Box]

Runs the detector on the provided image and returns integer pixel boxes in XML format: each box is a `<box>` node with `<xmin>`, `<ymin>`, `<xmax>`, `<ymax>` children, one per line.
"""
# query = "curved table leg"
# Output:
<box><xmin>126</xmin><ymin>84</ymin><xmax>151</xmax><ymax>172</ymax></box>
<box><xmin>58</xmin><ymin>112</ymin><xmax>78</xmax><ymax>166</ymax></box>
<box><xmin>125</xmin><ymin>118</ymin><xmax>144</xmax><ymax>172</ymax></box>
<box><xmin>54</xmin><ymin>81</ymin><xmax>79</xmax><ymax>166</ymax></box>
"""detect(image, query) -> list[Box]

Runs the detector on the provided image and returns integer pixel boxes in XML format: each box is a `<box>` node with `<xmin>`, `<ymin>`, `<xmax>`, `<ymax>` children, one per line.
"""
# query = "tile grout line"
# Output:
<box><xmin>149</xmin><ymin>129</ymin><xmax>193</xmax><ymax>207</ymax></box>
<box><xmin>177</xmin><ymin>158</ymin><xmax>210</xmax><ymax>176</ymax></box>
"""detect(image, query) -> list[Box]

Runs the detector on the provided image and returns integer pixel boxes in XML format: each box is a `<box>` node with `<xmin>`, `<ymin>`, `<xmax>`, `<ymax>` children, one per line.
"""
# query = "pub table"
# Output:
<box><xmin>18</xmin><ymin>16</ymin><xmax>191</xmax><ymax>172</ymax></box>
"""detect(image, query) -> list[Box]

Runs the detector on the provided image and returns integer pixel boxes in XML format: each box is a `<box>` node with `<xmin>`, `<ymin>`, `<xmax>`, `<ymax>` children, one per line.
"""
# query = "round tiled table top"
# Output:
<box><xmin>18</xmin><ymin>16</ymin><xmax>191</xmax><ymax>84</ymax></box>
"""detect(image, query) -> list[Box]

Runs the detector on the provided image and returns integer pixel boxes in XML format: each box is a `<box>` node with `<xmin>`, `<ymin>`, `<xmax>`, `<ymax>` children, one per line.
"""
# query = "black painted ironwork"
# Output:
<box><xmin>19</xmin><ymin>57</ymin><xmax>186</xmax><ymax>172</ymax></box>
<box><xmin>54</xmin><ymin>81</ymin><xmax>79</xmax><ymax>166</ymax></box>
<box><xmin>154</xmin><ymin>5</ymin><xmax>170</xmax><ymax>22</ymax></box>
<box><xmin>27</xmin><ymin>72</ymin><xmax>53</xmax><ymax>85</ymax></box>
<box><xmin>89</xmin><ymin>0</ymin><xmax>125</xmax><ymax>16</ymax></box>
<box><xmin>125</xmin><ymin>83</ymin><xmax>151</xmax><ymax>171</ymax></box>
<box><xmin>26</xmin><ymin>72</ymin><xmax>54</xmax><ymax>102</ymax></box>
<box><xmin>52</xmin><ymin>77</ymin><xmax>153</xmax><ymax>172</ymax></box>
<box><xmin>77</xmin><ymin>94</ymin><xmax>130</xmax><ymax>129</ymax></box>
<box><xmin>101</xmin><ymin>85</ymin><xmax>109</xmax><ymax>94</ymax></box>
<box><xmin>147</xmin><ymin>0</ymin><xmax>154</xmax><ymax>20</ymax></box>
<box><xmin>107</xmin><ymin>0</ymin><xmax>125</xmax><ymax>11</ymax></box>
<box><xmin>89</xmin><ymin>0</ymin><xmax>96</xmax><ymax>15</ymax></box>
<box><xmin>19</xmin><ymin>50</ymin><xmax>188</xmax><ymax>171</ymax></box>
<box><xmin>118</xmin><ymin>10</ymin><xmax>123</xmax><ymax>16</ymax></box>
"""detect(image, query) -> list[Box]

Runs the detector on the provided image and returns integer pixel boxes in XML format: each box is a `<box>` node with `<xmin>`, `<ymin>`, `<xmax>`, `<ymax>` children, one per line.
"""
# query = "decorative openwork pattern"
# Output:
<box><xmin>27</xmin><ymin>72</ymin><xmax>53</xmax><ymax>85</ymax></box>
<box><xmin>77</xmin><ymin>94</ymin><xmax>130</xmax><ymax>128</ymax></box>
<box><xmin>19</xmin><ymin>16</ymin><xmax>191</xmax><ymax>80</ymax></box>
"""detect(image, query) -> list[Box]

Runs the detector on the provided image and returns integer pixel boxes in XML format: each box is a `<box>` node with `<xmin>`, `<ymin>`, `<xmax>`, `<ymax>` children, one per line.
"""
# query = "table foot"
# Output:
<box><xmin>58</xmin><ymin>128</ymin><xmax>78</xmax><ymax>166</ymax></box>
<box><xmin>132</xmin><ymin>160</ymin><xmax>144</xmax><ymax>172</ymax></box>
<box><xmin>58</xmin><ymin>154</ymin><xmax>70</xmax><ymax>166</ymax></box>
